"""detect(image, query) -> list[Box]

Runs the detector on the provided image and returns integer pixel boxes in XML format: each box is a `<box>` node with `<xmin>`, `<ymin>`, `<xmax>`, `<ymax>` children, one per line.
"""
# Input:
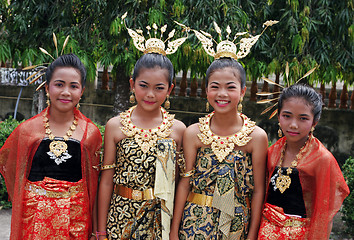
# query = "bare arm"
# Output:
<box><xmin>246</xmin><ymin>127</ymin><xmax>268</xmax><ymax>240</ymax></box>
<box><xmin>170</xmin><ymin>124</ymin><xmax>199</xmax><ymax>240</ymax></box>
<box><xmin>97</xmin><ymin>117</ymin><xmax>122</xmax><ymax>240</ymax></box>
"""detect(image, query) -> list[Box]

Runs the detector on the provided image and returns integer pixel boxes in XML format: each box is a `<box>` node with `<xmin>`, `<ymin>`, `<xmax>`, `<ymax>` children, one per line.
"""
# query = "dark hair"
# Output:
<box><xmin>132</xmin><ymin>53</ymin><xmax>174</xmax><ymax>87</ymax></box>
<box><xmin>205</xmin><ymin>58</ymin><xmax>246</xmax><ymax>89</ymax></box>
<box><xmin>278</xmin><ymin>84</ymin><xmax>322</xmax><ymax>122</ymax></box>
<box><xmin>46</xmin><ymin>53</ymin><xmax>86</xmax><ymax>87</ymax></box>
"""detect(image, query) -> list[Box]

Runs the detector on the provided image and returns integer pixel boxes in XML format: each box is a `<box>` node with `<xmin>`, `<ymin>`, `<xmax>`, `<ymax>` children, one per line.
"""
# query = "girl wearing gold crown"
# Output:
<box><xmin>169</xmin><ymin>22</ymin><xmax>279</xmax><ymax>240</ymax></box>
<box><xmin>257</xmin><ymin>84</ymin><xmax>349</xmax><ymax>239</ymax></box>
<box><xmin>96</xmin><ymin>20</ymin><xmax>186</xmax><ymax>240</ymax></box>
<box><xmin>0</xmin><ymin>53</ymin><xmax>102</xmax><ymax>239</ymax></box>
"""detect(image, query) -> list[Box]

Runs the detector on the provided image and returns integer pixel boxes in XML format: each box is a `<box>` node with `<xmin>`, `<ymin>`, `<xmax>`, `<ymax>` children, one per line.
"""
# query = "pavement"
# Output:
<box><xmin>0</xmin><ymin>209</ymin><xmax>11</xmax><ymax>240</ymax></box>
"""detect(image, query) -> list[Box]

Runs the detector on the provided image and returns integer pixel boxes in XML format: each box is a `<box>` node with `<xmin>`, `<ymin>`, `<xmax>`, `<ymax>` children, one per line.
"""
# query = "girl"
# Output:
<box><xmin>0</xmin><ymin>53</ymin><xmax>102</xmax><ymax>239</ymax></box>
<box><xmin>258</xmin><ymin>84</ymin><xmax>350</xmax><ymax>239</ymax></box>
<box><xmin>170</xmin><ymin>58</ymin><xmax>268</xmax><ymax>240</ymax></box>
<box><xmin>97</xmin><ymin>53</ymin><xmax>186</xmax><ymax>240</ymax></box>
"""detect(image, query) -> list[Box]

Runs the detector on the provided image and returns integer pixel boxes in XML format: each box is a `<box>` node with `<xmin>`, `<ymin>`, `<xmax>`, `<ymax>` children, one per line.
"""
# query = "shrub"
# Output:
<box><xmin>0</xmin><ymin>117</ymin><xmax>23</xmax><ymax>209</ymax></box>
<box><xmin>342</xmin><ymin>156</ymin><xmax>354</xmax><ymax>235</ymax></box>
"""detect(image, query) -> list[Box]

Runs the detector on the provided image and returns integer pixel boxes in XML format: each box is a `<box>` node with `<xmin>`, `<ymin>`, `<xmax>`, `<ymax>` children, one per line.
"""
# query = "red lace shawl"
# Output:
<box><xmin>0</xmin><ymin>107</ymin><xmax>102</xmax><ymax>240</ymax></box>
<box><xmin>266</xmin><ymin>136</ymin><xmax>350</xmax><ymax>239</ymax></box>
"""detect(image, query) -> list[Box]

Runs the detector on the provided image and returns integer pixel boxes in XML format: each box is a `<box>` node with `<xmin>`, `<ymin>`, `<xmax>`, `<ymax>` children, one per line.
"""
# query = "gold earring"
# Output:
<box><xmin>206</xmin><ymin>102</ymin><xmax>210</xmax><ymax>112</ymax></box>
<box><xmin>129</xmin><ymin>90</ymin><xmax>135</xmax><ymax>104</ymax></box>
<box><xmin>46</xmin><ymin>92</ymin><xmax>50</xmax><ymax>107</ymax></box>
<box><xmin>278</xmin><ymin>123</ymin><xmax>283</xmax><ymax>138</ymax></box>
<box><xmin>311</xmin><ymin>126</ymin><xmax>315</xmax><ymax>134</ymax></box>
<box><xmin>76</xmin><ymin>98</ymin><xmax>81</xmax><ymax>109</ymax></box>
<box><xmin>164</xmin><ymin>95</ymin><xmax>170</xmax><ymax>109</ymax></box>
<box><xmin>238</xmin><ymin>96</ymin><xmax>243</xmax><ymax>112</ymax></box>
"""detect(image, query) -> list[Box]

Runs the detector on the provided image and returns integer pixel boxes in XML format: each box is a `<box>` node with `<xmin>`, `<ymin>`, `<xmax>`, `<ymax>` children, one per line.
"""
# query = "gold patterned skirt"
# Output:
<box><xmin>258</xmin><ymin>203</ymin><xmax>309</xmax><ymax>240</ymax></box>
<box><xmin>22</xmin><ymin>177</ymin><xmax>89</xmax><ymax>239</ymax></box>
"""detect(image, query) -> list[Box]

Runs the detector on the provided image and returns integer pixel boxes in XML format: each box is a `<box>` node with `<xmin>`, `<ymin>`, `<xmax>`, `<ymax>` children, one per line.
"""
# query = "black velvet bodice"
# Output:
<box><xmin>267</xmin><ymin>166</ymin><xmax>307</xmax><ymax>218</ymax></box>
<box><xmin>28</xmin><ymin>137</ymin><xmax>82</xmax><ymax>182</ymax></box>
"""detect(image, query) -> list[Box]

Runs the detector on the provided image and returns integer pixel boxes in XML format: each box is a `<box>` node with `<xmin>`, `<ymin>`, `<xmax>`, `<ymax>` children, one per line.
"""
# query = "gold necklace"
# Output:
<box><xmin>275</xmin><ymin>139</ymin><xmax>309</xmax><ymax>194</ymax></box>
<box><xmin>120</xmin><ymin>106</ymin><xmax>174</xmax><ymax>153</ymax></box>
<box><xmin>43</xmin><ymin>109</ymin><xmax>78</xmax><ymax>158</ymax></box>
<box><xmin>197</xmin><ymin>112</ymin><xmax>255</xmax><ymax>162</ymax></box>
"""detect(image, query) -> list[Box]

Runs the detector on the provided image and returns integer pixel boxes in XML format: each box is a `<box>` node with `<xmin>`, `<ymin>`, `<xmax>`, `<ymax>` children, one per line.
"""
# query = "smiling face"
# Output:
<box><xmin>206</xmin><ymin>67</ymin><xmax>245</xmax><ymax>114</ymax></box>
<box><xmin>45</xmin><ymin>67</ymin><xmax>84</xmax><ymax>113</ymax></box>
<box><xmin>278</xmin><ymin>97</ymin><xmax>316</xmax><ymax>145</ymax></box>
<box><xmin>130</xmin><ymin>67</ymin><xmax>173</xmax><ymax>112</ymax></box>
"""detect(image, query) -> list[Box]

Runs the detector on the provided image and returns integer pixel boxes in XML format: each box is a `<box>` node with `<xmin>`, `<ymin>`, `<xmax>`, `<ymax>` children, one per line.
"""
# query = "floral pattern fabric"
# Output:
<box><xmin>179</xmin><ymin>147</ymin><xmax>253</xmax><ymax>240</ymax></box>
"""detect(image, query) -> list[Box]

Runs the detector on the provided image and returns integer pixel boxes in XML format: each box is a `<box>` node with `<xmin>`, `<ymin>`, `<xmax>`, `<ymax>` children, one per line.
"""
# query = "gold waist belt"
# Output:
<box><xmin>25</xmin><ymin>181</ymin><xmax>83</xmax><ymax>199</ymax></box>
<box><xmin>114</xmin><ymin>184</ymin><xmax>155</xmax><ymax>201</ymax></box>
<box><xmin>187</xmin><ymin>192</ymin><xmax>213</xmax><ymax>207</ymax></box>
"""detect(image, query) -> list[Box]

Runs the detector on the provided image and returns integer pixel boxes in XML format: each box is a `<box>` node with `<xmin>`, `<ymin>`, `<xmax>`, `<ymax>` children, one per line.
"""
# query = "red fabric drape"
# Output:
<box><xmin>0</xmin><ymin>107</ymin><xmax>102</xmax><ymax>240</ymax></box>
<box><xmin>263</xmin><ymin>136</ymin><xmax>349</xmax><ymax>239</ymax></box>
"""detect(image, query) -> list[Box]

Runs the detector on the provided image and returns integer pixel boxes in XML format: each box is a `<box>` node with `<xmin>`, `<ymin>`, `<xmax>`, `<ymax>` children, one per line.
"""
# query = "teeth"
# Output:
<box><xmin>217</xmin><ymin>100</ymin><xmax>228</xmax><ymax>104</ymax></box>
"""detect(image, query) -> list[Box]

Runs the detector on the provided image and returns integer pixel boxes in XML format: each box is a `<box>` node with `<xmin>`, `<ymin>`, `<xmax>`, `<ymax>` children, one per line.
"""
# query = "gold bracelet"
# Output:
<box><xmin>101</xmin><ymin>164</ymin><xmax>116</xmax><ymax>170</ymax></box>
<box><xmin>180</xmin><ymin>168</ymin><xmax>195</xmax><ymax>177</ymax></box>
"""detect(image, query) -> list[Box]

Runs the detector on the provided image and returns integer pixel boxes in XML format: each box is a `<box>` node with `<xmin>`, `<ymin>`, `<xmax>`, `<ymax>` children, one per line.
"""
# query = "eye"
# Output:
<box><xmin>55</xmin><ymin>82</ymin><xmax>63</xmax><ymax>87</ymax></box>
<box><xmin>282</xmin><ymin>113</ymin><xmax>290</xmax><ymax>118</ymax></box>
<box><xmin>71</xmin><ymin>84</ymin><xmax>79</xmax><ymax>89</ymax></box>
<box><xmin>139</xmin><ymin>83</ymin><xmax>148</xmax><ymax>88</ymax></box>
<box><xmin>300</xmin><ymin>117</ymin><xmax>309</xmax><ymax>121</ymax></box>
<box><xmin>156</xmin><ymin>86</ymin><xmax>165</xmax><ymax>90</ymax></box>
<box><xmin>228</xmin><ymin>85</ymin><xmax>236</xmax><ymax>89</ymax></box>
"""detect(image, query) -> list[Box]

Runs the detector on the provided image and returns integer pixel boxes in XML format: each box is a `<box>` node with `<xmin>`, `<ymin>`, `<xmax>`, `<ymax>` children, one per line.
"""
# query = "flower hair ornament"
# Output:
<box><xmin>23</xmin><ymin>33</ymin><xmax>70</xmax><ymax>91</ymax></box>
<box><xmin>186</xmin><ymin>20</ymin><xmax>278</xmax><ymax>60</ymax></box>
<box><xmin>257</xmin><ymin>62</ymin><xmax>317</xmax><ymax>118</ymax></box>
<box><xmin>121</xmin><ymin>12</ymin><xmax>188</xmax><ymax>55</ymax></box>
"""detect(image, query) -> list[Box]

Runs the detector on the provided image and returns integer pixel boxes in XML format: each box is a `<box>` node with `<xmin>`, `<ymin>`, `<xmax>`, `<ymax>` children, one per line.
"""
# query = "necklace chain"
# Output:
<box><xmin>275</xmin><ymin>138</ymin><xmax>310</xmax><ymax>194</ymax></box>
<box><xmin>43</xmin><ymin>109</ymin><xmax>78</xmax><ymax>158</ymax></box>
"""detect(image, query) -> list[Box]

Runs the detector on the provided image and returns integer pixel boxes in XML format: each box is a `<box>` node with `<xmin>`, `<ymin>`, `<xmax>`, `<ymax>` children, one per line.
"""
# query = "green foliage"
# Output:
<box><xmin>0</xmin><ymin>117</ymin><xmax>23</xmax><ymax>209</ymax></box>
<box><xmin>342</xmin><ymin>156</ymin><xmax>354</xmax><ymax>235</ymax></box>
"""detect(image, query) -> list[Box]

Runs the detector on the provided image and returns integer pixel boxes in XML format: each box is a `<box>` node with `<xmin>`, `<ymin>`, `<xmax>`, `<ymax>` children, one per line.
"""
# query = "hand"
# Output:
<box><xmin>169</xmin><ymin>230</ymin><xmax>179</xmax><ymax>240</ymax></box>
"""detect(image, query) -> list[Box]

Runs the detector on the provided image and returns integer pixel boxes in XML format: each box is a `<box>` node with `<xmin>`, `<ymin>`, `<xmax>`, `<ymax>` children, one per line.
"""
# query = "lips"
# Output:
<box><xmin>59</xmin><ymin>99</ymin><xmax>71</xmax><ymax>103</ymax></box>
<box><xmin>287</xmin><ymin>131</ymin><xmax>299</xmax><ymax>136</ymax></box>
<box><xmin>144</xmin><ymin>100</ymin><xmax>155</xmax><ymax>105</ymax></box>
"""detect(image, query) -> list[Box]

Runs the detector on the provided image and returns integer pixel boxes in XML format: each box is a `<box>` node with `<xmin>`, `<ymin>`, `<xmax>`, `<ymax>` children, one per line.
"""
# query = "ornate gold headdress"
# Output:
<box><xmin>23</xmin><ymin>33</ymin><xmax>70</xmax><ymax>90</ymax></box>
<box><xmin>257</xmin><ymin>62</ymin><xmax>317</xmax><ymax>118</ymax></box>
<box><xmin>122</xmin><ymin>12</ymin><xmax>188</xmax><ymax>55</ymax></box>
<box><xmin>187</xmin><ymin>20</ymin><xmax>278</xmax><ymax>60</ymax></box>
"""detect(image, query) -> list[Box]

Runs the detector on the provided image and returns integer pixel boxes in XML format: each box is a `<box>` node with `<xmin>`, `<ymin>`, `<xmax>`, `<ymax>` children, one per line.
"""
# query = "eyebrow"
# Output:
<box><xmin>209</xmin><ymin>81</ymin><xmax>237</xmax><ymax>85</ymax></box>
<box><xmin>53</xmin><ymin>80</ymin><xmax>80</xmax><ymax>85</ymax></box>
<box><xmin>138</xmin><ymin>80</ymin><xmax>166</xmax><ymax>86</ymax></box>
<box><xmin>282</xmin><ymin>110</ymin><xmax>311</xmax><ymax>117</ymax></box>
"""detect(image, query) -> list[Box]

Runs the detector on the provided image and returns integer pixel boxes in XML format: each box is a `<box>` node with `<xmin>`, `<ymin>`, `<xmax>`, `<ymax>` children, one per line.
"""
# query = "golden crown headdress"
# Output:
<box><xmin>122</xmin><ymin>12</ymin><xmax>188</xmax><ymax>56</ymax></box>
<box><xmin>257</xmin><ymin>62</ymin><xmax>317</xmax><ymax>118</ymax></box>
<box><xmin>23</xmin><ymin>33</ymin><xmax>70</xmax><ymax>90</ymax></box>
<box><xmin>188</xmin><ymin>20</ymin><xmax>278</xmax><ymax>60</ymax></box>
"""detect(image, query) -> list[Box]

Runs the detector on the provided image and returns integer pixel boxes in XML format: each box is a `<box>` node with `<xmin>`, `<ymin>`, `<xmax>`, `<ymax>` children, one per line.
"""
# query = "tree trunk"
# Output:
<box><xmin>113</xmin><ymin>65</ymin><xmax>130</xmax><ymax>115</ymax></box>
<box><xmin>328</xmin><ymin>82</ymin><xmax>337</xmax><ymax>108</ymax></box>
<box><xmin>320</xmin><ymin>83</ymin><xmax>326</xmax><ymax>107</ymax></box>
<box><xmin>351</xmin><ymin>90</ymin><xmax>354</xmax><ymax>110</ymax></box>
<box><xmin>190</xmin><ymin>76</ymin><xmax>198</xmax><ymax>97</ymax></box>
<box><xmin>201</xmin><ymin>76</ymin><xmax>207</xmax><ymax>98</ymax></box>
<box><xmin>261</xmin><ymin>80</ymin><xmax>269</xmax><ymax>100</ymax></box>
<box><xmin>250</xmin><ymin>79</ymin><xmax>258</xmax><ymax>102</ymax></box>
<box><xmin>339</xmin><ymin>84</ymin><xmax>348</xmax><ymax>109</ymax></box>
<box><xmin>178</xmin><ymin>70</ymin><xmax>187</xmax><ymax>96</ymax></box>
<box><xmin>31</xmin><ymin>88</ymin><xmax>46</xmax><ymax>116</ymax></box>
<box><xmin>101</xmin><ymin>67</ymin><xmax>110</xmax><ymax>90</ymax></box>
<box><xmin>273</xmin><ymin>73</ymin><xmax>280</xmax><ymax>102</ymax></box>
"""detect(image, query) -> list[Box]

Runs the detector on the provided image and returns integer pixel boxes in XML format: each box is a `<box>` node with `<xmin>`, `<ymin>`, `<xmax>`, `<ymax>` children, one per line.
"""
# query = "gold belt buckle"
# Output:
<box><xmin>132</xmin><ymin>189</ymin><xmax>143</xmax><ymax>200</ymax></box>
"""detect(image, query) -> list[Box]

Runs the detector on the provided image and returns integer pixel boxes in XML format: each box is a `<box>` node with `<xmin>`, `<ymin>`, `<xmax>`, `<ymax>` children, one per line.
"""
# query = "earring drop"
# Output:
<box><xmin>46</xmin><ymin>92</ymin><xmax>50</xmax><ymax>107</ymax></box>
<box><xmin>76</xmin><ymin>98</ymin><xmax>81</xmax><ymax>109</ymax></box>
<box><xmin>206</xmin><ymin>102</ymin><xmax>210</xmax><ymax>112</ymax></box>
<box><xmin>310</xmin><ymin>126</ymin><xmax>315</xmax><ymax>134</ymax></box>
<box><xmin>129</xmin><ymin>90</ymin><xmax>136</xmax><ymax>104</ymax></box>
<box><xmin>238</xmin><ymin>96</ymin><xmax>243</xmax><ymax>112</ymax></box>
<box><xmin>164</xmin><ymin>95</ymin><xmax>170</xmax><ymax>109</ymax></box>
<box><xmin>278</xmin><ymin>123</ymin><xmax>283</xmax><ymax>138</ymax></box>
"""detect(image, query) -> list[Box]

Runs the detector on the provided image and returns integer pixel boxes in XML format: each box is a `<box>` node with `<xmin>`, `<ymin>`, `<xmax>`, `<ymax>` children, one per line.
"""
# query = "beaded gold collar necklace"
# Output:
<box><xmin>43</xmin><ymin>108</ymin><xmax>78</xmax><ymax>163</ymax></box>
<box><xmin>198</xmin><ymin>112</ymin><xmax>255</xmax><ymax>162</ymax></box>
<box><xmin>120</xmin><ymin>106</ymin><xmax>174</xmax><ymax>153</ymax></box>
